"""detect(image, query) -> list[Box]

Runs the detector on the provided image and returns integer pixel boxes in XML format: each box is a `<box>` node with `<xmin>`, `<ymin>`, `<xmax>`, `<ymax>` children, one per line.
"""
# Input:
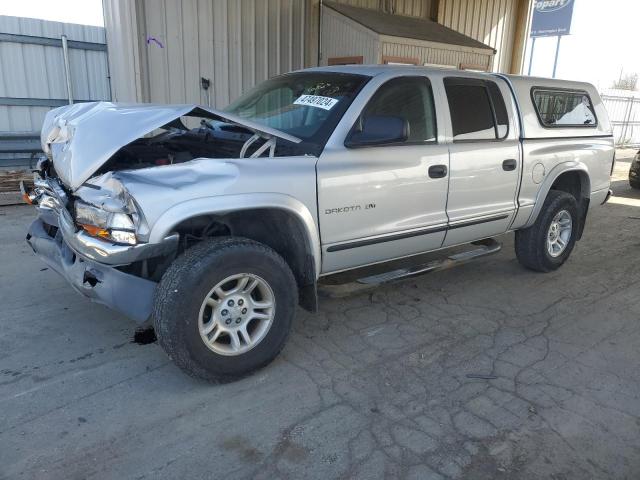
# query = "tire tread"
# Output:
<box><xmin>153</xmin><ymin>236</ymin><xmax>297</xmax><ymax>382</ymax></box>
<box><xmin>515</xmin><ymin>190</ymin><xmax>578</xmax><ymax>273</ymax></box>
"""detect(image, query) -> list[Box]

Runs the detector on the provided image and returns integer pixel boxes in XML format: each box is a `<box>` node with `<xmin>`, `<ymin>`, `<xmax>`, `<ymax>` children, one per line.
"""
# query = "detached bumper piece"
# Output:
<box><xmin>27</xmin><ymin>217</ymin><xmax>157</xmax><ymax>323</ymax></box>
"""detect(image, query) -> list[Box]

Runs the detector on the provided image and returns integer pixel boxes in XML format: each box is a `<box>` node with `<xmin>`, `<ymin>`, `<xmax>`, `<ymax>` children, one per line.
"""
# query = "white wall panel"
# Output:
<box><xmin>321</xmin><ymin>6</ymin><xmax>380</xmax><ymax>64</ymax></box>
<box><xmin>321</xmin><ymin>5</ymin><xmax>493</xmax><ymax>69</ymax></box>
<box><xmin>438</xmin><ymin>0</ymin><xmax>518</xmax><ymax>72</ymax></box>
<box><xmin>307</xmin><ymin>0</ymin><xmax>435</xmax><ymax>64</ymax></box>
<box><xmin>104</xmin><ymin>0</ymin><xmax>525</xmax><ymax>108</ymax></box>
<box><xmin>103</xmin><ymin>0</ymin><xmax>146</xmax><ymax>103</ymax></box>
<box><xmin>0</xmin><ymin>15</ymin><xmax>110</xmax><ymax>134</ymax></box>
<box><xmin>0</xmin><ymin>15</ymin><xmax>106</xmax><ymax>42</ymax></box>
<box><xmin>131</xmin><ymin>0</ymin><xmax>307</xmax><ymax>108</ymax></box>
<box><xmin>332</xmin><ymin>0</ymin><xmax>434</xmax><ymax>19</ymax></box>
<box><xmin>381</xmin><ymin>40</ymin><xmax>491</xmax><ymax>68</ymax></box>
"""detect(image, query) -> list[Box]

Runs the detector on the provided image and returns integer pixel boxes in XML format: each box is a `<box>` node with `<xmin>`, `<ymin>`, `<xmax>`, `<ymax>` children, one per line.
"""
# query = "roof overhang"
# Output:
<box><xmin>323</xmin><ymin>1</ymin><xmax>496</xmax><ymax>54</ymax></box>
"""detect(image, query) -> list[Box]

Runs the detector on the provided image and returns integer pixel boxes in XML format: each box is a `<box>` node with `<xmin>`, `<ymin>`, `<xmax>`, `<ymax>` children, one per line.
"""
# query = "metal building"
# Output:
<box><xmin>320</xmin><ymin>2</ymin><xmax>496</xmax><ymax>70</ymax></box>
<box><xmin>103</xmin><ymin>0</ymin><xmax>531</xmax><ymax>107</ymax></box>
<box><xmin>327</xmin><ymin>0</ymin><xmax>437</xmax><ymax>19</ymax></box>
<box><xmin>438</xmin><ymin>0</ymin><xmax>530</xmax><ymax>73</ymax></box>
<box><xmin>0</xmin><ymin>15</ymin><xmax>110</xmax><ymax>167</ymax></box>
<box><xmin>103</xmin><ymin>0</ymin><xmax>308</xmax><ymax>107</ymax></box>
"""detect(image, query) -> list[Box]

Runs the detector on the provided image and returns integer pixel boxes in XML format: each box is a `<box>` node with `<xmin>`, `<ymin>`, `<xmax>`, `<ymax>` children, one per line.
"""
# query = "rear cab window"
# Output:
<box><xmin>531</xmin><ymin>88</ymin><xmax>597</xmax><ymax>127</ymax></box>
<box><xmin>444</xmin><ymin>77</ymin><xmax>509</xmax><ymax>141</ymax></box>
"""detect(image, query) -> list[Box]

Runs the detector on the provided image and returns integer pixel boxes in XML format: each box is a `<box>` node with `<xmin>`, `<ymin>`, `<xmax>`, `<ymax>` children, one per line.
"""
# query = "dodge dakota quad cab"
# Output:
<box><xmin>23</xmin><ymin>66</ymin><xmax>615</xmax><ymax>380</ymax></box>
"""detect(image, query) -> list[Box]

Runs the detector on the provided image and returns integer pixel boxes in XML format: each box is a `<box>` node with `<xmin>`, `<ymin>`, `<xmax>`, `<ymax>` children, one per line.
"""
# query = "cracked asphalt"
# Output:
<box><xmin>1</xmin><ymin>151</ymin><xmax>639</xmax><ymax>480</ymax></box>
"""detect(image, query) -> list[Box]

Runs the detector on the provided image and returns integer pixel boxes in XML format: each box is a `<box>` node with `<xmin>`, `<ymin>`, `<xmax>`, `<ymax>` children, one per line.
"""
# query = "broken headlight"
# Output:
<box><xmin>74</xmin><ymin>201</ymin><xmax>137</xmax><ymax>245</ymax></box>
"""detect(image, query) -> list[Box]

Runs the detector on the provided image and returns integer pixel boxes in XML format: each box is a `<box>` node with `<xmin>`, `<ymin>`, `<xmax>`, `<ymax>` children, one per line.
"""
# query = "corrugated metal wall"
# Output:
<box><xmin>0</xmin><ymin>15</ymin><xmax>110</xmax><ymax>167</ymax></box>
<box><xmin>104</xmin><ymin>0</ymin><xmax>527</xmax><ymax>109</ymax></box>
<box><xmin>331</xmin><ymin>0</ymin><xmax>434</xmax><ymax>19</ymax></box>
<box><xmin>321</xmin><ymin>7</ymin><xmax>381</xmax><ymax>64</ymax></box>
<box><xmin>103</xmin><ymin>0</ymin><xmax>145</xmax><ymax>104</ymax></box>
<box><xmin>308</xmin><ymin>0</ymin><xmax>435</xmax><ymax>65</ymax></box>
<box><xmin>438</xmin><ymin>0</ymin><xmax>518</xmax><ymax>73</ymax></box>
<box><xmin>381</xmin><ymin>40</ymin><xmax>491</xmax><ymax>69</ymax></box>
<box><xmin>128</xmin><ymin>0</ymin><xmax>306</xmax><ymax>108</ymax></box>
<box><xmin>104</xmin><ymin>0</ymin><xmax>436</xmax><ymax>107</ymax></box>
<box><xmin>322</xmin><ymin>6</ymin><xmax>493</xmax><ymax>69</ymax></box>
<box><xmin>0</xmin><ymin>16</ymin><xmax>110</xmax><ymax>132</ymax></box>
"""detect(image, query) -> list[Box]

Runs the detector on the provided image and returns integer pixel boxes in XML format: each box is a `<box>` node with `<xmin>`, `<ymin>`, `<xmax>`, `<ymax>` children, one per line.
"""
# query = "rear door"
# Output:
<box><xmin>317</xmin><ymin>75</ymin><xmax>450</xmax><ymax>273</ymax></box>
<box><xmin>442</xmin><ymin>77</ymin><xmax>521</xmax><ymax>247</ymax></box>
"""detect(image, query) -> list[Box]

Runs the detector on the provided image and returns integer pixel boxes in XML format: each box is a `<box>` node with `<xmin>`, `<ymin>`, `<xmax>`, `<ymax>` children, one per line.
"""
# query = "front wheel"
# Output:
<box><xmin>153</xmin><ymin>237</ymin><xmax>298</xmax><ymax>381</ymax></box>
<box><xmin>515</xmin><ymin>190</ymin><xmax>579</xmax><ymax>272</ymax></box>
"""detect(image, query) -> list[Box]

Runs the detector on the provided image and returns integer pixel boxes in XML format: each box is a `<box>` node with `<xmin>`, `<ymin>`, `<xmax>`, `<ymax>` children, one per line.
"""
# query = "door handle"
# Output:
<box><xmin>502</xmin><ymin>159</ymin><xmax>517</xmax><ymax>171</ymax></box>
<box><xmin>428</xmin><ymin>164</ymin><xmax>448</xmax><ymax>178</ymax></box>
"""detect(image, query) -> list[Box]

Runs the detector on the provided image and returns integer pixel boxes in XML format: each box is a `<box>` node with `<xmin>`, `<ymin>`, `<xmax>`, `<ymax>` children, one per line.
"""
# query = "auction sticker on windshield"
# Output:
<box><xmin>294</xmin><ymin>95</ymin><xmax>339</xmax><ymax>110</ymax></box>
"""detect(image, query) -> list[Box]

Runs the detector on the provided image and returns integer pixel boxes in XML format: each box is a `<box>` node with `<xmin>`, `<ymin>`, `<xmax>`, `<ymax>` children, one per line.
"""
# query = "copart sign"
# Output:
<box><xmin>531</xmin><ymin>0</ymin><xmax>575</xmax><ymax>37</ymax></box>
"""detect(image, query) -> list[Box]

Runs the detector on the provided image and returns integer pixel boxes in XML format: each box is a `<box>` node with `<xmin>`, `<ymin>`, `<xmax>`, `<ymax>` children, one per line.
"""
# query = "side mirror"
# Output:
<box><xmin>346</xmin><ymin>115</ymin><xmax>409</xmax><ymax>147</ymax></box>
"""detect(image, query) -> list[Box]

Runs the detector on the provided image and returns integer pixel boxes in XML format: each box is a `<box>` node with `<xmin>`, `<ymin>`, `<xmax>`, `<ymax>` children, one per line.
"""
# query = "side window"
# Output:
<box><xmin>532</xmin><ymin>89</ymin><xmax>597</xmax><ymax>127</ymax></box>
<box><xmin>444</xmin><ymin>77</ymin><xmax>509</xmax><ymax>141</ymax></box>
<box><xmin>487</xmin><ymin>81</ymin><xmax>509</xmax><ymax>138</ymax></box>
<box><xmin>359</xmin><ymin>76</ymin><xmax>437</xmax><ymax>143</ymax></box>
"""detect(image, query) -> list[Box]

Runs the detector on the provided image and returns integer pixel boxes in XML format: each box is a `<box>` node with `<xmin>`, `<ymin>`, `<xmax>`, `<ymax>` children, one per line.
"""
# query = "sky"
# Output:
<box><xmin>0</xmin><ymin>0</ymin><xmax>637</xmax><ymax>91</ymax></box>
<box><xmin>524</xmin><ymin>0</ymin><xmax>640</xmax><ymax>90</ymax></box>
<box><xmin>0</xmin><ymin>0</ymin><xmax>104</xmax><ymax>27</ymax></box>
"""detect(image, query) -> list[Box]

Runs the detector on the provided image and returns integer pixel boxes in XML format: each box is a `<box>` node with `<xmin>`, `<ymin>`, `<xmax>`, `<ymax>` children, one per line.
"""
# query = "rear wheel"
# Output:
<box><xmin>629</xmin><ymin>179</ymin><xmax>640</xmax><ymax>190</ymax></box>
<box><xmin>515</xmin><ymin>190</ymin><xmax>579</xmax><ymax>272</ymax></box>
<box><xmin>153</xmin><ymin>237</ymin><xmax>297</xmax><ymax>381</ymax></box>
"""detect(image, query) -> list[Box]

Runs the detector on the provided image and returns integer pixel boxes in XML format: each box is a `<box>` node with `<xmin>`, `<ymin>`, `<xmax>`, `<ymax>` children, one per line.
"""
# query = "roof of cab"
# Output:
<box><xmin>303</xmin><ymin>65</ymin><xmax>600</xmax><ymax>91</ymax></box>
<box><xmin>302</xmin><ymin>64</ymin><xmax>473</xmax><ymax>77</ymax></box>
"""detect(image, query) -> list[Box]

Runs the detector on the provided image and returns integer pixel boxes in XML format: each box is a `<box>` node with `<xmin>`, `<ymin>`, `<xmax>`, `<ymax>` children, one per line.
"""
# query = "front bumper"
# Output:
<box><xmin>26</xmin><ymin>212</ymin><xmax>176</xmax><ymax>323</ymax></box>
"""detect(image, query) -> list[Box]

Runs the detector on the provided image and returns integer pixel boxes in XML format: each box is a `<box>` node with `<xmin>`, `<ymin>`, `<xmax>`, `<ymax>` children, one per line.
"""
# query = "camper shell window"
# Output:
<box><xmin>531</xmin><ymin>88</ymin><xmax>597</xmax><ymax>128</ymax></box>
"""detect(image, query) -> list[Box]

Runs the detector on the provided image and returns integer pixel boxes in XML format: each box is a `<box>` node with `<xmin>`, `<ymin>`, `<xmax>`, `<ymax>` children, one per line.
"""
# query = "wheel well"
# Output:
<box><xmin>549</xmin><ymin>170</ymin><xmax>591</xmax><ymax>240</ymax></box>
<box><xmin>550</xmin><ymin>170</ymin><xmax>589</xmax><ymax>201</ymax></box>
<box><xmin>171</xmin><ymin>209</ymin><xmax>316</xmax><ymax>290</ymax></box>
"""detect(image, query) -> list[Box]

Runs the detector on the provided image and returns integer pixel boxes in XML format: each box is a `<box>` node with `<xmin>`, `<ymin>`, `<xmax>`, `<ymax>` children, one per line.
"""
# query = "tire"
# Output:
<box><xmin>153</xmin><ymin>237</ymin><xmax>297</xmax><ymax>381</ymax></box>
<box><xmin>629</xmin><ymin>179</ymin><xmax>640</xmax><ymax>190</ymax></box>
<box><xmin>515</xmin><ymin>190</ymin><xmax>579</xmax><ymax>273</ymax></box>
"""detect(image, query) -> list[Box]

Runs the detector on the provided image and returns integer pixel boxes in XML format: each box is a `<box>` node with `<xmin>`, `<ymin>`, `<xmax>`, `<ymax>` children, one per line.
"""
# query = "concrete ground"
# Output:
<box><xmin>1</xmin><ymin>150</ymin><xmax>639</xmax><ymax>480</ymax></box>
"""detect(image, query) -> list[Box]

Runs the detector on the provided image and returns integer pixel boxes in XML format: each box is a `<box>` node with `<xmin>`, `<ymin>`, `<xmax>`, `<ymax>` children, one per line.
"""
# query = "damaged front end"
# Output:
<box><xmin>25</xmin><ymin>101</ymin><xmax>302</xmax><ymax>322</ymax></box>
<box><xmin>24</xmin><ymin>173</ymin><xmax>179</xmax><ymax>322</ymax></box>
<box><xmin>40</xmin><ymin>102</ymin><xmax>302</xmax><ymax>190</ymax></box>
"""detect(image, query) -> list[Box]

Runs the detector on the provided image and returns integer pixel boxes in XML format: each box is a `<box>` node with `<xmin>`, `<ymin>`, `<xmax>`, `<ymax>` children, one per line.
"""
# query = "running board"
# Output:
<box><xmin>319</xmin><ymin>238</ymin><xmax>502</xmax><ymax>298</ymax></box>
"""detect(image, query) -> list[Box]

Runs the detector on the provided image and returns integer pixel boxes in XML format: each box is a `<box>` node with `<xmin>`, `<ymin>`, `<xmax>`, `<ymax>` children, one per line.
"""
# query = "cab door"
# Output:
<box><xmin>317</xmin><ymin>75</ymin><xmax>450</xmax><ymax>273</ymax></box>
<box><xmin>441</xmin><ymin>76</ymin><xmax>521</xmax><ymax>247</ymax></box>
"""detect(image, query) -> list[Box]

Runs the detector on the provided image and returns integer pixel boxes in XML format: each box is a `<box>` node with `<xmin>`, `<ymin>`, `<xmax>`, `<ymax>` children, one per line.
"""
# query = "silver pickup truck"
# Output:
<box><xmin>24</xmin><ymin>66</ymin><xmax>614</xmax><ymax>380</ymax></box>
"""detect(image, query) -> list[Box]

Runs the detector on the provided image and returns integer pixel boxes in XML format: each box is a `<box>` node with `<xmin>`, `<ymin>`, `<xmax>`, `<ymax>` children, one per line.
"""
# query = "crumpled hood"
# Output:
<box><xmin>41</xmin><ymin>101</ymin><xmax>301</xmax><ymax>190</ymax></box>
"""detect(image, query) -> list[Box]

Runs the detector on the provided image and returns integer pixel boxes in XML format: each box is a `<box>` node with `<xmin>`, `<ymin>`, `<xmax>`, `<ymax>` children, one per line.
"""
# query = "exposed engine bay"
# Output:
<box><xmin>39</xmin><ymin>102</ymin><xmax>309</xmax><ymax>190</ymax></box>
<box><xmin>96</xmin><ymin>119</ymin><xmax>304</xmax><ymax>175</ymax></box>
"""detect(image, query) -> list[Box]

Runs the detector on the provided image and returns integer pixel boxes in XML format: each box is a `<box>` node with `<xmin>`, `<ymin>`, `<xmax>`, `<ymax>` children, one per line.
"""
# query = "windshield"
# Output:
<box><xmin>223</xmin><ymin>72</ymin><xmax>369</xmax><ymax>152</ymax></box>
